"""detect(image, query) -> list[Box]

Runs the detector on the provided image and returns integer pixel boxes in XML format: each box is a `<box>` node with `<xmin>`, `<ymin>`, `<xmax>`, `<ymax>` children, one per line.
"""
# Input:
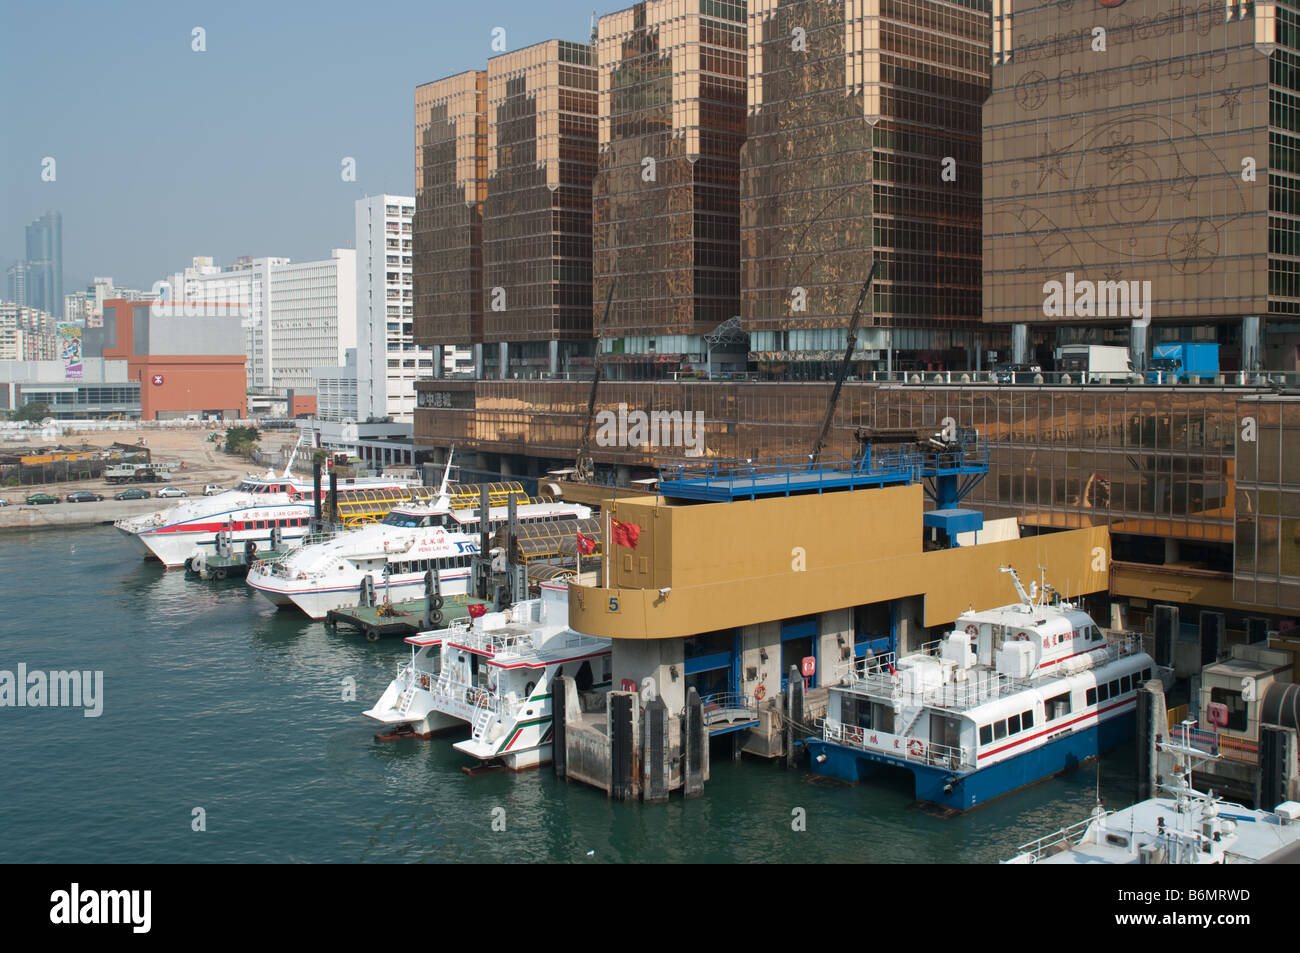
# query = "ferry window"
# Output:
<box><xmin>1210</xmin><ymin>688</ymin><xmax>1248</xmax><ymax>731</ymax></box>
<box><xmin>994</xmin><ymin>720</ymin><xmax>1007</xmax><ymax>740</ymax></box>
<box><xmin>1098</xmin><ymin>682</ymin><xmax>1110</xmax><ymax>702</ymax></box>
<box><xmin>979</xmin><ymin>725</ymin><xmax>992</xmax><ymax>746</ymax></box>
<box><xmin>1121</xmin><ymin>675</ymin><xmax>1132</xmax><ymax>694</ymax></box>
<box><xmin>1142</xmin><ymin>668</ymin><xmax>1152</xmax><ymax>682</ymax></box>
<box><xmin>1022</xmin><ymin>710</ymin><xmax>1033</xmax><ymax>730</ymax></box>
<box><xmin>1091</xmin><ymin>626</ymin><xmax>1103</xmax><ymax>641</ymax></box>
<box><xmin>1045</xmin><ymin>692</ymin><xmax>1071</xmax><ymax>719</ymax></box>
<box><xmin>1087</xmin><ymin>687</ymin><xmax>1098</xmax><ymax>706</ymax></box>
<box><xmin>1008</xmin><ymin>713</ymin><xmax>1021</xmax><ymax>734</ymax></box>
<box><xmin>1108</xmin><ymin>679</ymin><xmax>1120</xmax><ymax>697</ymax></box>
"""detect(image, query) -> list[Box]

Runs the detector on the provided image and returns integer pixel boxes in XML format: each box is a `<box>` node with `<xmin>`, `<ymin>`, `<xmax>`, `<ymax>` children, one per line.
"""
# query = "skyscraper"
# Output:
<box><xmin>23</xmin><ymin>211</ymin><xmax>63</xmax><ymax>318</ymax></box>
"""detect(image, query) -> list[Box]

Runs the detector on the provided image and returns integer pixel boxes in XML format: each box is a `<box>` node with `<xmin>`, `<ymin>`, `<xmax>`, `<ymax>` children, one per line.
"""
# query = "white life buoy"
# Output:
<box><xmin>964</xmin><ymin>624</ymin><xmax>978</xmax><ymax>636</ymax></box>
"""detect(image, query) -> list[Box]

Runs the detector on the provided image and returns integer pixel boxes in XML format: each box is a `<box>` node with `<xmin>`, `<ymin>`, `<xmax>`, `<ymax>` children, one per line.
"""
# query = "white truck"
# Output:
<box><xmin>1055</xmin><ymin>344</ymin><xmax>1134</xmax><ymax>383</ymax></box>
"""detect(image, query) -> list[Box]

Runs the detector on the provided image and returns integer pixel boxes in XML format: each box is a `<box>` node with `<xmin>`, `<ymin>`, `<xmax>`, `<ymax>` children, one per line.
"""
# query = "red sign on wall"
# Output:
<box><xmin>151</xmin><ymin>374</ymin><xmax>165</xmax><ymax>386</ymax></box>
<box><xmin>801</xmin><ymin>656</ymin><xmax>816</xmax><ymax>678</ymax></box>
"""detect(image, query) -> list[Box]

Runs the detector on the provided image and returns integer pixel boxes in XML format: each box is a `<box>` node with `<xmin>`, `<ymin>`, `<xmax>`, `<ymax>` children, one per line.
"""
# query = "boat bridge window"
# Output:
<box><xmin>1045</xmin><ymin>691</ymin><xmax>1071</xmax><ymax>720</ymax></box>
<box><xmin>979</xmin><ymin>724</ymin><xmax>992</xmax><ymax>746</ymax></box>
<box><xmin>1087</xmin><ymin>687</ymin><xmax>1098</xmax><ymax>706</ymax></box>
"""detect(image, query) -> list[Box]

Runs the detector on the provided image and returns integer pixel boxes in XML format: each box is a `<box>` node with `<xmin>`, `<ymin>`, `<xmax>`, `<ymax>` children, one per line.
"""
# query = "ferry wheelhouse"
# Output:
<box><xmin>246</xmin><ymin>498</ymin><xmax>591</xmax><ymax>619</ymax></box>
<box><xmin>806</xmin><ymin>568</ymin><xmax>1167</xmax><ymax>811</ymax></box>
<box><xmin>363</xmin><ymin>583</ymin><xmax>612</xmax><ymax>770</ymax></box>
<box><xmin>113</xmin><ymin>470</ymin><xmax>415</xmax><ymax>569</ymax></box>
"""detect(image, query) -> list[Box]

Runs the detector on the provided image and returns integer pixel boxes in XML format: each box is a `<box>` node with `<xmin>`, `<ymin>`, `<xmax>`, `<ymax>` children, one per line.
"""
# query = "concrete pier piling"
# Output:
<box><xmin>644</xmin><ymin>696</ymin><xmax>669</xmax><ymax>804</ymax></box>
<box><xmin>1258</xmin><ymin>724</ymin><xmax>1300</xmax><ymax>810</ymax></box>
<box><xmin>609</xmin><ymin>692</ymin><xmax>639</xmax><ymax>801</ymax></box>
<box><xmin>1137</xmin><ymin>678</ymin><xmax>1168</xmax><ymax>802</ymax></box>
<box><xmin>683</xmin><ymin>688</ymin><xmax>704</xmax><ymax>799</ymax></box>
<box><xmin>785</xmin><ymin>666</ymin><xmax>804</xmax><ymax>769</ymax></box>
<box><xmin>552</xmin><ymin>675</ymin><xmax>570</xmax><ymax>781</ymax></box>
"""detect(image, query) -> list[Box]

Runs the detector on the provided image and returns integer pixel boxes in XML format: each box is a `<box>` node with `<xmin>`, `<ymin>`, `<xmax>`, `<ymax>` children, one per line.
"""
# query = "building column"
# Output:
<box><xmin>499</xmin><ymin>342</ymin><xmax>509</xmax><ymax>380</ymax></box>
<box><xmin>1011</xmin><ymin>324</ymin><xmax>1028</xmax><ymax>364</ymax></box>
<box><xmin>473</xmin><ymin>343</ymin><xmax>483</xmax><ymax>379</ymax></box>
<box><xmin>549</xmin><ymin>339</ymin><xmax>559</xmax><ymax>376</ymax></box>
<box><xmin>432</xmin><ymin>345</ymin><xmax>443</xmax><ymax>379</ymax></box>
<box><xmin>1130</xmin><ymin>321</ymin><xmax>1148</xmax><ymax>372</ymax></box>
<box><xmin>1243</xmin><ymin>315</ymin><xmax>1262</xmax><ymax>371</ymax></box>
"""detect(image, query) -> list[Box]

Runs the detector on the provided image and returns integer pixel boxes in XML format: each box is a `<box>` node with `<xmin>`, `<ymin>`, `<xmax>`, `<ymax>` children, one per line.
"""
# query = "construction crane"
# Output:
<box><xmin>574</xmin><ymin>283</ymin><xmax>616</xmax><ymax>483</ymax></box>
<box><xmin>810</xmin><ymin>260</ymin><xmax>880</xmax><ymax>464</ymax></box>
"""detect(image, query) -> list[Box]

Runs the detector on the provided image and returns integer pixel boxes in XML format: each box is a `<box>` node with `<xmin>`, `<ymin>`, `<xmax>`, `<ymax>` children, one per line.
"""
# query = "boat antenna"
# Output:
<box><xmin>437</xmin><ymin>444</ymin><xmax>455</xmax><ymax>503</ymax></box>
<box><xmin>282</xmin><ymin>431</ymin><xmax>305</xmax><ymax>479</ymax></box>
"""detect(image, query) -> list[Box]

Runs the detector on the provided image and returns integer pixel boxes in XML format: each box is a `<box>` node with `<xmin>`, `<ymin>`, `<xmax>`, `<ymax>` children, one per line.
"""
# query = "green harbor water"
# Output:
<box><xmin>0</xmin><ymin>526</ymin><xmax>1141</xmax><ymax>864</ymax></box>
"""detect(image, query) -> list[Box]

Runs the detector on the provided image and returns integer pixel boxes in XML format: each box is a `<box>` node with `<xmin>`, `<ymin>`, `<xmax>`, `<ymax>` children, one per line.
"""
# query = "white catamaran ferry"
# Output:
<box><xmin>1005</xmin><ymin>722</ymin><xmax>1300</xmax><ymax>864</ymax></box>
<box><xmin>245</xmin><ymin>497</ymin><xmax>592</xmax><ymax>619</ymax></box>
<box><xmin>805</xmin><ymin>568</ymin><xmax>1168</xmax><ymax>811</ymax></box>
<box><xmin>364</xmin><ymin>583</ymin><xmax>612</xmax><ymax>770</ymax></box>
<box><xmin>113</xmin><ymin>467</ymin><xmax>415</xmax><ymax>569</ymax></box>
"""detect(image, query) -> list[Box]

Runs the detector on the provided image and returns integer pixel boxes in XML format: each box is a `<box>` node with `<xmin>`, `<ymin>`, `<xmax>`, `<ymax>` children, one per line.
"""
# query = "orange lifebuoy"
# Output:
<box><xmin>419</xmin><ymin>674</ymin><xmax>430</xmax><ymax>690</ymax></box>
<box><xmin>754</xmin><ymin>684</ymin><xmax>766</xmax><ymax>701</ymax></box>
<box><xmin>1015</xmin><ymin>633</ymin><xmax>1028</xmax><ymax>642</ymax></box>
<box><xmin>907</xmin><ymin>739</ymin><xmax>924</xmax><ymax>757</ymax></box>
<box><xmin>964</xmin><ymin>624</ymin><xmax>978</xmax><ymax>636</ymax></box>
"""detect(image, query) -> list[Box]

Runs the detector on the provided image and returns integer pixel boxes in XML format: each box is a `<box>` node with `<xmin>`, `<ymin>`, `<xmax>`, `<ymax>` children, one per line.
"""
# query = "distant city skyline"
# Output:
<box><xmin>0</xmin><ymin>0</ymin><xmax>600</xmax><ymax>294</ymax></box>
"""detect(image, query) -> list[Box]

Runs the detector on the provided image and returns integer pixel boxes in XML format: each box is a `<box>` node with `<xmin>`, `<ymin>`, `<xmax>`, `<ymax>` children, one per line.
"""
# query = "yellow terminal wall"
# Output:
<box><xmin>571</xmin><ymin>485</ymin><xmax>1111</xmax><ymax>640</ymax></box>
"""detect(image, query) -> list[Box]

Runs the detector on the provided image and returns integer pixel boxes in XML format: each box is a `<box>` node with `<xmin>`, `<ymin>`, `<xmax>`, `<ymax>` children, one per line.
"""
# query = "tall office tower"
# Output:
<box><xmin>983</xmin><ymin>0</ymin><xmax>1297</xmax><ymax>370</ymax></box>
<box><xmin>7</xmin><ymin>261</ymin><xmax>30</xmax><ymax>308</ymax></box>
<box><xmin>593</xmin><ymin>0</ymin><xmax>747</xmax><ymax>377</ymax></box>
<box><xmin>413</xmin><ymin>70</ymin><xmax>488</xmax><ymax>375</ymax></box>
<box><xmin>742</xmin><ymin>0</ymin><xmax>991</xmax><ymax>375</ymax></box>
<box><xmin>482</xmin><ymin>40</ymin><xmax>600</xmax><ymax>379</ymax></box>
<box><xmin>356</xmin><ymin>194</ymin><xmax>433</xmax><ymax>421</ymax></box>
<box><xmin>24</xmin><ymin>211</ymin><xmax>63</xmax><ymax>318</ymax></box>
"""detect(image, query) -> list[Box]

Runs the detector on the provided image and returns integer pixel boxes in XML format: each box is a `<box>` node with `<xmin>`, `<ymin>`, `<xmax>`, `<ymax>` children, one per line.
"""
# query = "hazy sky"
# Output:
<box><xmin>2</xmin><ymin>0</ymin><xmax>600</xmax><ymax>293</ymax></box>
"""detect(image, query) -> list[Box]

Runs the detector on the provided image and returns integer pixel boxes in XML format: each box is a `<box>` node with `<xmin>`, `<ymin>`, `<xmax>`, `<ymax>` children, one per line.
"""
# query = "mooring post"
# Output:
<box><xmin>1136</xmin><ymin>678</ymin><xmax>1167</xmax><ymax>802</ymax></box>
<box><xmin>785</xmin><ymin>665</ymin><xmax>804</xmax><ymax>768</ymax></box>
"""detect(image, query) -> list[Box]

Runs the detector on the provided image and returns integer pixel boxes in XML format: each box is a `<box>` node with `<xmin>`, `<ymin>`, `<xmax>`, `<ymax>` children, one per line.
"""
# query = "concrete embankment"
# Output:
<box><xmin>0</xmin><ymin>498</ymin><xmax>163</xmax><ymax>531</ymax></box>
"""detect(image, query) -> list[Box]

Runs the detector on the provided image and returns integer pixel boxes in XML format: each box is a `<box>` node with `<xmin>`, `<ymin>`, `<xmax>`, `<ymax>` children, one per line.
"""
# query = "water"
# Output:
<box><xmin>0</xmin><ymin>527</ymin><xmax>1140</xmax><ymax>863</ymax></box>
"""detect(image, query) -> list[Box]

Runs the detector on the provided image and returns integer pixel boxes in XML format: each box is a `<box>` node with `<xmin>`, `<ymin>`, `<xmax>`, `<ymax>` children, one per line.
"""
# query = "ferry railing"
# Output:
<box><xmin>425</xmin><ymin>670</ymin><xmax>509</xmax><ymax>717</ymax></box>
<box><xmin>823</xmin><ymin>719</ymin><xmax>973</xmax><ymax>770</ymax></box>
<box><xmin>1011</xmin><ymin>810</ymin><xmax>1113</xmax><ymax>862</ymax></box>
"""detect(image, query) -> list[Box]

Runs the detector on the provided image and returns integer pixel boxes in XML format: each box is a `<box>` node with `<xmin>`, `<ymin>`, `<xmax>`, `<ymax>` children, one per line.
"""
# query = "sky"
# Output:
<box><xmin>1</xmin><ymin>0</ymin><xmax>601</xmax><ymax>294</ymax></box>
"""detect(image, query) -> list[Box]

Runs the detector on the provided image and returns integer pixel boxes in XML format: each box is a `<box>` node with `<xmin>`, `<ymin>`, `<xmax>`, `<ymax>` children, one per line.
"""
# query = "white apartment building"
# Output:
<box><xmin>160</xmin><ymin>250</ymin><xmax>355</xmax><ymax>396</ymax></box>
<box><xmin>355</xmin><ymin>195</ymin><xmax>429</xmax><ymax>422</ymax></box>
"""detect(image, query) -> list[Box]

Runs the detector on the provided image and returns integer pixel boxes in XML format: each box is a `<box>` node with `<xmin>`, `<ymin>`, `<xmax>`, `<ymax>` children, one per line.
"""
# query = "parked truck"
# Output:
<box><xmin>104</xmin><ymin>462</ymin><xmax>177</xmax><ymax>485</ymax></box>
<box><xmin>1145</xmin><ymin>342</ymin><xmax>1219</xmax><ymax>384</ymax></box>
<box><xmin>1055</xmin><ymin>344</ymin><xmax>1133</xmax><ymax>383</ymax></box>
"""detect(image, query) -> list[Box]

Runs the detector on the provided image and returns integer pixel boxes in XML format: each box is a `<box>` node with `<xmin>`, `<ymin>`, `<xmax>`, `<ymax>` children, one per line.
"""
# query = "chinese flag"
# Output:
<box><xmin>575</xmin><ymin>531</ymin><xmax>596</xmax><ymax>555</ymax></box>
<box><xmin>467</xmin><ymin>603</ymin><xmax>488</xmax><ymax>619</ymax></box>
<box><xmin>611</xmin><ymin>519</ymin><xmax>640</xmax><ymax>550</ymax></box>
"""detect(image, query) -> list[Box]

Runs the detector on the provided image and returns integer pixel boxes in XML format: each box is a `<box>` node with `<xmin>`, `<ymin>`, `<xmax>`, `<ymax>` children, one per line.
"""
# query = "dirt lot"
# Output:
<box><xmin>1</xmin><ymin>427</ymin><xmax>300</xmax><ymax>506</ymax></box>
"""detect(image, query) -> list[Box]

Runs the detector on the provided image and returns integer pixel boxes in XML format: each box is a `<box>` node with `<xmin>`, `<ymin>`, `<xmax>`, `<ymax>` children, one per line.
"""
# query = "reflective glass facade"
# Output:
<box><xmin>983</xmin><ymin>0</ymin><xmax>1287</xmax><ymax>329</ymax></box>
<box><xmin>414</xmin><ymin>71</ymin><xmax>488</xmax><ymax>347</ymax></box>
<box><xmin>1234</xmin><ymin>394</ymin><xmax>1300</xmax><ymax>609</ymax></box>
<box><xmin>484</xmin><ymin>41</ymin><xmax>599</xmax><ymax>350</ymax></box>
<box><xmin>593</xmin><ymin>0</ymin><xmax>747</xmax><ymax>349</ymax></box>
<box><xmin>743</xmin><ymin>0</ymin><xmax>989</xmax><ymax>369</ymax></box>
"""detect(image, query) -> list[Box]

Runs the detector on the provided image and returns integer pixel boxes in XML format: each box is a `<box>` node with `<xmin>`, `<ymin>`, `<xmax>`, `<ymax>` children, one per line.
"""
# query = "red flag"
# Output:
<box><xmin>888</xmin><ymin>662</ymin><xmax>897</xmax><ymax>677</ymax></box>
<box><xmin>575</xmin><ymin>531</ymin><xmax>596</xmax><ymax>555</ymax></box>
<box><xmin>467</xmin><ymin>603</ymin><xmax>487</xmax><ymax>619</ymax></box>
<box><xmin>611</xmin><ymin>518</ymin><xmax>640</xmax><ymax>550</ymax></box>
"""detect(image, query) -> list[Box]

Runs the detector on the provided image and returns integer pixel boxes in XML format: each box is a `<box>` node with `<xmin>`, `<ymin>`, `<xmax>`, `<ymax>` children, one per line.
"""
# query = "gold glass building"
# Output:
<box><xmin>483</xmin><ymin>41</ymin><xmax>599</xmax><ymax>375</ymax></box>
<box><xmin>983</xmin><ymin>0</ymin><xmax>1300</xmax><ymax>369</ymax></box>
<box><xmin>414</xmin><ymin>70</ymin><xmax>488</xmax><ymax>353</ymax></box>
<box><xmin>743</xmin><ymin>0</ymin><xmax>992</xmax><ymax>373</ymax></box>
<box><xmin>592</xmin><ymin>0</ymin><xmax>748</xmax><ymax>372</ymax></box>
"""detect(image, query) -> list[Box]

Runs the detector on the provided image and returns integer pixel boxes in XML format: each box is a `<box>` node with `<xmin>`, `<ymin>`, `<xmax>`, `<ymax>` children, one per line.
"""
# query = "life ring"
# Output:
<box><xmin>1015</xmin><ymin>633</ymin><xmax>1028</xmax><ymax>642</ymax></box>
<box><xmin>907</xmin><ymin>739</ymin><xmax>924</xmax><ymax>757</ymax></box>
<box><xmin>754</xmin><ymin>684</ymin><xmax>766</xmax><ymax>701</ymax></box>
<box><xmin>964</xmin><ymin>624</ymin><xmax>978</xmax><ymax>636</ymax></box>
<box><xmin>418</xmin><ymin>674</ymin><xmax>430</xmax><ymax>690</ymax></box>
<box><xmin>297</xmin><ymin>572</ymin><xmax>305</xmax><ymax>580</ymax></box>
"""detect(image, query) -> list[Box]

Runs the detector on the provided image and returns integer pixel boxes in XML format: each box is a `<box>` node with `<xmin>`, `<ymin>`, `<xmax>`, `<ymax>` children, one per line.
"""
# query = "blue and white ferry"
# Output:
<box><xmin>806</xmin><ymin>568</ymin><xmax>1168</xmax><ymax>811</ymax></box>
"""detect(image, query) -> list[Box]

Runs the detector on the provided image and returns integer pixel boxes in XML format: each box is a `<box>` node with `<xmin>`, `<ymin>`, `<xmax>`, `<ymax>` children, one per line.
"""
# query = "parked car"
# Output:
<box><xmin>66</xmin><ymin>491</ymin><xmax>104</xmax><ymax>503</ymax></box>
<box><xmin>0</xmin><ymin>499</ymin><xmax>10</xmax><ymax>507</ymax></box>
<box><xmin>156</xmin><ymin>486</ymin><xmax>188</xmax><ymax>498</ymax></box>
<box><xmin>114</xmin><ymin>488</ymin><xmax>151</xmax><ymax>500</ymax></box>
<box><xmin>25</xmin><ymin>493</ymin><xmax>60</xmax><ymax>505</ymax></box>
<box><xmin>203</xmin><ymin>484</ymin><xmax>223</xmax><ymax>496</ymax></box>
<box><xmin>993</xmin><ymin>363</ymin><xmax>1042</xmax><ymax>384</ymax></box>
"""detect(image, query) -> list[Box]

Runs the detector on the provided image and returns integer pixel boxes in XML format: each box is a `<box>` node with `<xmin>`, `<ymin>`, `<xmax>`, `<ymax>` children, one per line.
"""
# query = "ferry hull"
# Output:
<box><xmin>248</xmin><ymin>573</ymin><xmax>470</xmax><ymax>620</ymax></box>
<box><xmin>806</xmin><ymin>708</ymin><xmax>1135</xmax><ymax>812</ymax></box>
